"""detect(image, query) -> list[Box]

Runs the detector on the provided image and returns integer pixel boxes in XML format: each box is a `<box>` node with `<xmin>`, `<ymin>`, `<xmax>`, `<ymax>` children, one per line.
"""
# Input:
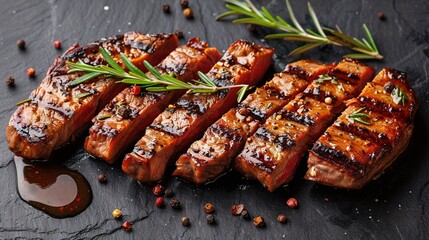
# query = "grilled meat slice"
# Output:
<box><xmin>234</xmin><ymin>59</ymin><xmax>375</xmax><ymax>192</ymax></box>
<box><xmin>122</xmin><ymin>40</ymin><xmax>275</xmax><ymax>182</ymax></box>
<box><xmin>84</xmin><ymin>38</ymin><xmax>221</xmax><ymax>163</ymax></box>
<box><xmin>173</xmin><ymin>60</ymin><xmax>333</xmax><ymax>184</ymax></box>
<box><xmin>6</xmin><ymin>32</ymin><xmax>178</xmax><ymax>160</ymax></box>
<box><xmin>305</xmin><ymin>68</ymin><xmax>418</xmax><ymax>189</ymax></box>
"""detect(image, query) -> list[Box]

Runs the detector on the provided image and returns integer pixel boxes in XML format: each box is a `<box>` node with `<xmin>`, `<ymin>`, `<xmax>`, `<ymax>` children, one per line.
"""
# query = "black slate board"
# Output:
<box><xmin>1</xmin><ymin>0</ymin><xmax>429</xmax><ymax>239</ymax></box>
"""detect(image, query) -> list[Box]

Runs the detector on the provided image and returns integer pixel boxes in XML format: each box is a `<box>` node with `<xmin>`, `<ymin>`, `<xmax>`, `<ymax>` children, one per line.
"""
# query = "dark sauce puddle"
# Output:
<box><xmin>14</xmin><ymin>156</ymin><xmax>92</xmax><ymax>218</ymax></box>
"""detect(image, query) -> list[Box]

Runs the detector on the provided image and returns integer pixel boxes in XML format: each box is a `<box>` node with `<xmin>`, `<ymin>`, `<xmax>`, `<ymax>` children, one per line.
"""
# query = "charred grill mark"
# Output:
<box><xmin>237</xmin><ymin>105</ymin><xmax>265</xmax><ymax>121</ymax></box>
<box><xmin>12</xmin><ymin>122</ymin><xmax>47</xmax><ymax>143</ymax></box>
<box><xmin>333</xmin><ymin>121</ymin><xmax>392</xmax><ymax>149</ymax></box>
<box><xmin>330</xmin><ymin>68</ymin><xmax>359</xmax><ymax>81</ymax></box>
<box><xmin>125</xmin><ymin>40</ymin><xmax>155</xmax><ymax>53</ymax></box>
<box><xmin>311</xmin><ymin>142</ymin><xmax>365</xmax><ymax>175</ymax></box>
<box><xmin>358</xmin><ymin>96</ymin><xmax>408</xmax><ymax>123</ymax></box>
<box><xmin>211</xmin><ymin>123</ymin><xmax>244</xmax><ymax>143</ymax></box>
<box><xmin>261</xmin><ymin>85</ymin><xmax>287</xmax><ymax>99</ymax></box>
<box><xmin>149</xmin><ymin>123</ymin><xmax>183</xmax><ymax>137</ymax></box>
<box><xmin>386</xmin><ymin>68</ymin><xmax>407</xmax><ymax>83</ymax></box>
<box><xmin>254</xmin><ymin>127</ymin><xmax>296</xmax><ymax>150</ymax></box>
<box><xmin>133</xmin><ymin>146</ymin><xmax>156</xmax><ymax>158</ymax></box>
<box><xmin>302</xmin><ymin>86</ymin><xmax>338</xmax><ymax>104</ymax></box>
<box><xmin>241</xmin><ymin>149</ymin><xmax>275</xmax><ymax>173</ymax></box>
<box><xmin>283</xmin><ymin>65</ymin><xmax>313</xmax><ymax>80</ymax></box>
<box><xmin>279</xmin><ymin>110</ymin><xmax>315</xmax><ymax>127</ymax></box>
<box><xmin>175</xmin><ymin>98</ymin><xmax>207</xmax><ymax>115</ymax></box>
<box><xmin>156</xmin><ymin>63</ymin><xmax>188</xmax><ymax>77</ymax></box>
<box><xmin>186</xmin><ymin>38</ymin><xmax>209</xmax><ymax>52</ymax></box>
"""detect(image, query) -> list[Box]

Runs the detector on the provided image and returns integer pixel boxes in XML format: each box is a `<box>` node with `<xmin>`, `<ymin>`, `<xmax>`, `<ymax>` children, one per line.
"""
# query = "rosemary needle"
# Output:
<box><xmin>66</xmin><ymin>47</ymin><xmax>250</xmax><ymax>102</ymax></box>
<box><xmin>217</xmin><ymin>0</ymin><xmax>383</xmax><ymax>60</ymax></box>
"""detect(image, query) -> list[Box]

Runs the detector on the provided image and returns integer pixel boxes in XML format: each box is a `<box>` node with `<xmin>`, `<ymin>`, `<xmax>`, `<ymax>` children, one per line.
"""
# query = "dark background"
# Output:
<box><xmin>1</xmin><ymin>0</ymin><xmax>428</xmax><ymax>239</ymax></box>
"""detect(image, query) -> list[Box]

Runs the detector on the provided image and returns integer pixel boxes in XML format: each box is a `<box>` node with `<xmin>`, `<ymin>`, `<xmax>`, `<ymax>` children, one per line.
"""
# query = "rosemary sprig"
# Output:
<box><xmin>315</xmin><ymin>74</ymin><xmax>336</xmax><ymax>84</ymax></box>
<box><xmin>217</xmin><ymin>0</ymin><xmax>383</xmax><ymax>59</ymax></box>
<box><xmin>391</xmin><ymin>86</ymin><xmax>408</xmax><ymax>106</ymax></box>
<box><xmin>66</xmin><ymin>47</ymin><xmax>249</xmax><ymax>102</ymax></box>
<box><xmin>315</xmin><ymin>74</ymin><xmax>345</xmax><ymax>91</ymax></box>
<box><xmin>347</xmin><ymin>107</ymin><xmax>371</xmax><ymax>125</ymax></box>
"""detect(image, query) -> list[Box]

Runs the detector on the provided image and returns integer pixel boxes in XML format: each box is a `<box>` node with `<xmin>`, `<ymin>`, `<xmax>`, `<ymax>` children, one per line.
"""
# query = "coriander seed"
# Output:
<box><xmin>183</xmin><ymin>8</ymin><xmax>193</xmax><ymax>19</ymax></box>
<box><xmin>112</xmin><ymin>209</ymin><xmax>122</xmax><ymax>219</ymax></box>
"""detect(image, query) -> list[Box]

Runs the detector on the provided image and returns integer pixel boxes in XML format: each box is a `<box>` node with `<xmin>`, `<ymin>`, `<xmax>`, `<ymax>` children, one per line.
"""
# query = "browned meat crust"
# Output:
<box><xmin>234</xmin><ymin>59</ymin><xmax>375</xmax><ymax>192</ymax></box>
<box><xmin>305</xmin><ymin>68</ymin><xmax>418</xmax><ymax>189</ymax></box>
<box><xmin>6</xmin><ymin>32</ymin><xmax>178</xmax><ymax>160</ymax></box>
<box><xmin>122</xmin><ymin>40</ymin><xmax>274</xmax><ymax>182</ymax></box>
<box><xmin>173</xmin><ymin>60</ymin><xmax>333</xmax><ymax>184</ymax></box>
<box><xmin>84</xmin><ymin>38</ymin><xmax>221</xmax><ymax>163</ymax></box>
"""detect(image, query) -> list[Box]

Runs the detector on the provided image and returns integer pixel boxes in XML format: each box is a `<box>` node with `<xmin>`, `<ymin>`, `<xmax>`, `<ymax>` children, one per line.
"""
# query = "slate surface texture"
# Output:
<box><xmin>0</xmin><ymin>0</ymin><xmax>428</xmax><ymax>239</ymax></box>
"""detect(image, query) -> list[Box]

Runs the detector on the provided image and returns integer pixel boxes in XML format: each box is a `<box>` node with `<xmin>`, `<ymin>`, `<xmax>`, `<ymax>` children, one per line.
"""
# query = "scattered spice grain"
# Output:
<box><xmin>112</xmin><ymin>209</ymin><xmax>122</xmax><ymax>219</ymax></box>
<box><xmin>121</xmin><ymin>221</ymin><xmax>132</xmax><ymax>231</ymax></box>
<box><xmin>5</xmin><ymin>76</ymin><xmax>15</xmax><ymax>86</ymax></box>
<box><xmin>181</xmin><ymin>216</ymin><xmax>190</xmax><ymax>226</ymax></box>
<box><xmin>204</xmin><ymin>203</ymin><xmax>215</xmax><ymax>213</ymax></box>
<box><xmin>183</xmin><ymin>8</ymin><xmax>193</xmax><ymax>19</ymax></box>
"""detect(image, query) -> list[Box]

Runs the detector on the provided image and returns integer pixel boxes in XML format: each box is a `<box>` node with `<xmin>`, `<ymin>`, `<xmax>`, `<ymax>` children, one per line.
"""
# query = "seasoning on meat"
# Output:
<box><xmin>173</xmin><ymin>60</ymin><xmax>333</xmax><ymax>184</ymax></box>
<box><xmin>234</xmin><ymin>59</ymin><xmax>375</xmax><ymax>192</ymax></box>
<box><xmin>305</xmin><ymin>68</ymin><xmax>417</xmax><ymax>189</ymax></box>
<box><xmin>84</xmin><ymin>38</ymin><xmax>221</xmax><ymax>163</ymax></box>
<box><xmin>6</xmin><ymin>32</ymin><xmax>178</xmax><ymax>160</ymax></box>
<box><xmin>121</xmin><ymin>40</ymin><xmax>274</xmax><ymax>182</ymax></box>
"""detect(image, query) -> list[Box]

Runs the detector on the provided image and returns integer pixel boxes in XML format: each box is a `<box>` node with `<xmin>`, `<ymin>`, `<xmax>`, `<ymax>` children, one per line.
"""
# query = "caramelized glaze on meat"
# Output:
<box><xmin>305</xmin><ymin>68</ymin><xmax>418</xmax><ymax>189</ymax></box>
<box><xmin>234</xmin><ymin>59</ymin><xmax>375</xmax><ymax>192</ymax></box>
<box><xmin>122</xmin><ymin>40</ymin><xmax>274</xmax><ymax>182</ymax></box>
<box><xmin>6</xmin><ymin>32</ymin><xmax>178</xmax><ymax>159</ymax></box>
<box><xmin>173</xmin><ymin>60</ymin><xmax>333</xmax><ymax>184</ymax></box>
<box><xmin>84</xmin><ymin>38</ymin><xmax>221</xmax><ymax>163</ymax></box>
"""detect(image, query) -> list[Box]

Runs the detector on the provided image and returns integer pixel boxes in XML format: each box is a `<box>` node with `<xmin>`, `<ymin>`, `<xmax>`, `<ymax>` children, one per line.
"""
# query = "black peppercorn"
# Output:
<box><xmin>241</xmin><ymin>210</ymin><xmax>250</xmax><ymax>220</ymax></box>
<box><xmin>247</xmin><ymin>24</ymin><xmax>256</xmax><ymax>32</ymax></box>
<box><xmin>377</xmin><ymin>12</ymin><xmax>386</xmax><ymax>21</ymax></box>
<box><xmin>164</xmin><ymin>188</ymin><xmax>174</xmax><ymax>197</ymax></box>
<box><xmin>206</xmin><ymin>214</ymin><xmax>215</xmax><ymax>224</ymax></box>
<box><xmin>16</xmin><ymin>39</ymin><xmax>26</xmax><ymax>49</ymax></box>
<box><xmin>98</xmin><ymin>174</ymin><xmax>107</xmax><ymax>183</ymax></box>
<box><xmin>163</xmin><ymin>4</ymin><xmax>171</xmax><ymax>13</ymax></box>
<box><xmin>175</xmin><ymin>30</ymin><xmax>184</xmax><ymax>39</ymax></box>
<box><xmin>170</xmin><ymin>198</ymin><xmax>181</xmax><ymax>209</ymax></box>
<box><xmin>117</xmin><ymin>105</ymin><xmax>132</xmax><ymax>119</ymax></box>
<box><xmin>5</xmin><ymin>76</ymin><xmax>15</xmax><ymax>86</ymax></box>
<box><xmin>180</xmin><ymin>0</ymin><xmax>189</xmax><ymax>8</ymax></box>
<box><xmin>181</xmin><ymin>216</ymin><xmax>190</xmax><ymax>226</ymax></box>
<box><xmin>277</xmin><ymin>214</ymin><xmax>287</xmax><ymax>223</ymax></box>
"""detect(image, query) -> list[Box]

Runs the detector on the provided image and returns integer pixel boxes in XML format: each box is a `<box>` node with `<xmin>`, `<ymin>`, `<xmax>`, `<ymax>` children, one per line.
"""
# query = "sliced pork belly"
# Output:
<box><xmin>305</xmin><ymin>68</ymin><xmax>418</xmax><ymax>189</ymax></box>
<box><xmin>173</xmin><ymin>60</ymin><xmax>333</xmax><ymax>184</ymax></box>
<box><xmin>84</xmin><ymin>38</ymin><xmax>221</xmax><ymax>163</ymax></box>
<box><xmin>122</xmin><ymin>40</ymin><xmax>274</xmax><ymax>182</ymax></box>
<box><xmin>6</xmin><ymin>32</ymin><xmax>178</xmax><ymax>160</ymax></box>
<box><xmin>234</xmin><ymin>59</ymin><xmax>375</xmax><ymax>192</ymax></box>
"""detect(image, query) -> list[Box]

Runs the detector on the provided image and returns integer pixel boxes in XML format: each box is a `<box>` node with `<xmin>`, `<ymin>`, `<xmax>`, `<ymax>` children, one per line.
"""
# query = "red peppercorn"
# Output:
<box><xmin>286</xmin><ymin>198</ymin><xmax>299</xmax><ymax>209</ymax></box>
<box><xmin>231</xmin><ymin>204</ymin><xmax>245</xmax><ymax>216</ymax></box>
<box><xmin>152</xmin><ymin>184</ymin><xmax>164</xmax><ymax>196</ymax></box>
<box><xmin>155</xmin><ymin>197</ymin><xmax>165</xmax><ymax>208</ymax></box>
<box><xmin>54</xmin><ymin>40</ymin><xmax>62</xmax><ymax>49</ymax></box>
<box><xmin>131</xmin><ymin>85</ymin><xmax>141</xmax><ymax>95</ymax></box>
<box><xmin>26</xmin><ymin>68</ymin><xmax>36</xmax><ymax>77</ymax></box>
<box><xmin>121</xmin><ymin>221</ymin><xmax>132</xmax><ymax>231</ymax></box>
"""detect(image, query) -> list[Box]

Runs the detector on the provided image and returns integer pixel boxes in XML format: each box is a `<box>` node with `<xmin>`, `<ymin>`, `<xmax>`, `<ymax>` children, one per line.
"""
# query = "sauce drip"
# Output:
<box><xmin>14</xmin><ymin>156</ymin><xmax>92</xmax><ymax>218</ymax></box>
